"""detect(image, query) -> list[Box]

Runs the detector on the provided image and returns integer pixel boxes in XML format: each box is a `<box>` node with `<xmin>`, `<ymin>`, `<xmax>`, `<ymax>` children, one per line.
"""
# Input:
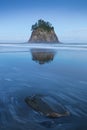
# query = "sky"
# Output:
<box><xmin>0</xmin><ymin>0</ymin><xmax>87</xmax><ymax>43</ymax></box>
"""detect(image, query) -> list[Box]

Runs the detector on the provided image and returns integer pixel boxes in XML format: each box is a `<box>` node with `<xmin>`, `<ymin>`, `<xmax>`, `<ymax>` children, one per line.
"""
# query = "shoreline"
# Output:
<box><xmin>0</xmin><ymin>43</ymin><xmax>87</xmax><ymax>52</ymax></box>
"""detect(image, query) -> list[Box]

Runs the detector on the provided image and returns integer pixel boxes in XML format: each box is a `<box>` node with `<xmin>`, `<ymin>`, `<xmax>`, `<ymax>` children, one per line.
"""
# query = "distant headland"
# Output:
<box><xmin>28</xmin><ymin>19</ymin><xmax>59</xmax><ymax>43</ymax></box>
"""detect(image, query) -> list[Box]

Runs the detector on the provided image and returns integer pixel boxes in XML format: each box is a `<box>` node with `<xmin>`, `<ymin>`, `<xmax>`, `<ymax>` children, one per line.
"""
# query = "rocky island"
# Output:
<box><xmin>28</xmin><ymin>19</ymin><xmax>59</xmax><ymax>43</ymax></box>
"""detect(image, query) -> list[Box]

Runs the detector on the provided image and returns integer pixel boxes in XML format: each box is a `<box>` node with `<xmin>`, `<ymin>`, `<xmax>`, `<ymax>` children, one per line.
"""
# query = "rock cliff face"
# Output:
<box><xmin>28</xmin><ymin>19</ymin><xmax>59</xmax><ymax>43</ymax></box>
<box><xmin>29</xmin><ymin>28</ymin><xmax>59</xmax><ymax>43</ymax></box>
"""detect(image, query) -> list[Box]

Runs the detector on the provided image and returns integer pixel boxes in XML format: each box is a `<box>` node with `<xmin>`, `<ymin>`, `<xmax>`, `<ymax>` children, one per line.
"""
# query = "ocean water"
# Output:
<box><xmin>0</xmin><ymin>43</ymin><xmax>87</xmax><ymax>130</ymax></box>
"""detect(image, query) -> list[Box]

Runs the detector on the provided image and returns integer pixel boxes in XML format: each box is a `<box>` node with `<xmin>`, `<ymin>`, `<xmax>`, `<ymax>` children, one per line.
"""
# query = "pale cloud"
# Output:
<box><xmin>60</xmin><ymin>28</ymin><xmax>87</xmax><ymax>43</ymax></box>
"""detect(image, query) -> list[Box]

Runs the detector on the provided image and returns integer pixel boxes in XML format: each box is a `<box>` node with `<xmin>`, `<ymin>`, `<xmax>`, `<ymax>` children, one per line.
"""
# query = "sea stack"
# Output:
<box><xmin>28</xmin><ymin>19</ymin><xmax>59</xmax><ymax>43</ymax></box>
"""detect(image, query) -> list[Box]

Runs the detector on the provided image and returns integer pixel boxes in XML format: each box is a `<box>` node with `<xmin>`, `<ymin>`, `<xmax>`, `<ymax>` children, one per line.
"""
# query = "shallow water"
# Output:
<box><xmin>0</xmin><ymin>47</ymin><xmax>87</xmax><ymax>130</ymax></box>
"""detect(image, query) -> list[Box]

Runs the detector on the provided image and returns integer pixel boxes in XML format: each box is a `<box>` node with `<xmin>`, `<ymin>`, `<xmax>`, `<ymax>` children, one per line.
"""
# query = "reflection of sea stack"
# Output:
<box><xmin>28</xmin><ymin>19</ymin><xmax>59</xmax><ymax>43</ymax></box>
<box><xmin>31</xmin><ymin>49</ymin><xmax>56</xmax><ymax>64</ymax></box>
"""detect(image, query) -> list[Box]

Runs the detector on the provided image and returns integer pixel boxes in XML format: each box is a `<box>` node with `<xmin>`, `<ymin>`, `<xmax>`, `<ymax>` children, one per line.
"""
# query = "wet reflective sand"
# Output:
<box><xmin>0</xmin><ymin>48</ymin><xmax>87</xmax><ymax>130</ymax></box>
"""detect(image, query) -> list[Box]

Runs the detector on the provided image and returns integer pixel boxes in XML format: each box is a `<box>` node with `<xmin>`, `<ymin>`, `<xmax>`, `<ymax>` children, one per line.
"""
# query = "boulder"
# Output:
<box><xmin>25</xmin><ymin>95</ymin><xmax>69</xmax><ymax>118</ymax></box>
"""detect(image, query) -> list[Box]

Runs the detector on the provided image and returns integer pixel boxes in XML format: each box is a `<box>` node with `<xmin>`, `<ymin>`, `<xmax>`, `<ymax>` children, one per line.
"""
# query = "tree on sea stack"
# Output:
<box><xmin>28</xmin><ymin>19</ymin><xmax>59</xmax><ymax>43</ymax></box>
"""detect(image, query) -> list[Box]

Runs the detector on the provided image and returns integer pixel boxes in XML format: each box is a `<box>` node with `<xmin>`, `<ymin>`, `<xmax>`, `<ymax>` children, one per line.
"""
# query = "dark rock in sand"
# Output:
<box><xmin>25</xmin><ymin>95</ymin><xmax>69</xmax><ymax>118</ymax></box>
